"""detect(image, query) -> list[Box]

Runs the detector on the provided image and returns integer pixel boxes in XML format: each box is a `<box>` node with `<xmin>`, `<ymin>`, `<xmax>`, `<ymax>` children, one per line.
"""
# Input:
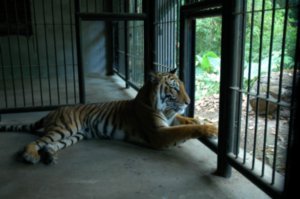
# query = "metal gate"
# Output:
<box><xmin>180</xmin><ymin>0</ymin><xmax>299</xmax><ymax>197</ymax></box>
<box><xmin>0</xmin><ymin>0</ymin><xmax>79</xmax><ymax>113</ymax></box>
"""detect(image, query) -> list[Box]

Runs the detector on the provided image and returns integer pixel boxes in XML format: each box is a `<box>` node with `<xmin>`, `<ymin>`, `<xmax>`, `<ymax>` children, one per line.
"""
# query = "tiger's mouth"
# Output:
<box><xmin>175</xmin><ymin>104</ymin><xmax>188</xmax><ymax>114</ymax></box>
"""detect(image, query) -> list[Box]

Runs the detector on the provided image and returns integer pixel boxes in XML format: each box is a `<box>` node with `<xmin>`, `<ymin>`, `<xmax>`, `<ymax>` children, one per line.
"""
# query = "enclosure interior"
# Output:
<box><xmin>0</xmin><ymin>0</ymin><xmax>299</xmax><ymax>198</ymax></box>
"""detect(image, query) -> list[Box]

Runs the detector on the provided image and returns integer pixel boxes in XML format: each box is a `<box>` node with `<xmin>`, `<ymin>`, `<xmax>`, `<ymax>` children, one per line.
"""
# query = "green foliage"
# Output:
<box><xmin>195</xmin><ymin>67</ymin><xmax>220</xmax><ymax>100</ymax></box>
<box><xmin>194</xmin><ymin>0</ymin><xmax>297</xmax><ymax>98</ymax></box>
<box><xmin>195</xmin><ymin>51</ymin><xmax>220</xmax><ymax>74</ymax></box>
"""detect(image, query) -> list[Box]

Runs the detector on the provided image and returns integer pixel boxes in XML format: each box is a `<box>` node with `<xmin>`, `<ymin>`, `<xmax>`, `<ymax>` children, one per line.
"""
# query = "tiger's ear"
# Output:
<box><xmin>169</xmin><ymin>68</ymin><xmax>177</xmax><ymax>74</ymax></box>
<box><xmin>148</xmin><ymin>71</ymin><xmax>160</xmax><ymax>84</ymax></box>
<box><xmin>148</xmin><ymin>71</ymin><xmax>157</xmax><ymax>83</ymax></box>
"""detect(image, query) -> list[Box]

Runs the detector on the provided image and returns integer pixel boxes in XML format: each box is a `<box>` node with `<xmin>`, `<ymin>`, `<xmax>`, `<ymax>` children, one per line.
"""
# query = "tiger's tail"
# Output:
<box><xmin>0</xmin><ymin>117</ymin><xmax>45</xmax><ymax>135</ymax></box>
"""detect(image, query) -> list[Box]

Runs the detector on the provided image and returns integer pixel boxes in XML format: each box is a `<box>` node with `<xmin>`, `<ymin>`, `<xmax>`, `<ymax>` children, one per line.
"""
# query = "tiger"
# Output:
<box><xmin>0</xmin><ymin>69</ymin><xmax>218</xmax><ymax>165</ymax></box>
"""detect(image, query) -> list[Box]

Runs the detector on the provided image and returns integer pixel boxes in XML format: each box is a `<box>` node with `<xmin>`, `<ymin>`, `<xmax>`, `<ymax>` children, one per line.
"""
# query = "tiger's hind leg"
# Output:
<box><xmin>40</xmin><ymin>133</ymin><xmax>85</xmax><ymax>165</ymax></box>
<box><xmin>22</xmin><ymin>128</ymin><xmax>75</xmax><ymax>164</ymax></box>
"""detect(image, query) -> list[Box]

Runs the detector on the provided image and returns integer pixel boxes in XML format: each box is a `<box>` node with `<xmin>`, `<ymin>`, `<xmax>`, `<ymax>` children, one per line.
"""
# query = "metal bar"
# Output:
<box><xmin>69</xmin><ymin>0</ymin><xmax>77</xmax><ymax>104</ymax></box>
<box><xmin>283</xmin><ymin>16</ymin><xmax>300</xmax><ymax>197</ymax></box>
<box><xmin>42</xmin><ymin>0</ymin><xmax>53</xmax><ymax>105</ymax></box>
<box><xmin>51</xmin><ymin>0</ymin><xmax>61</xmax><ymax>105</ymax></box>
<box><xmin>227</xmin><ymin>153</ymin><xmax>283</xmax><ymax>198</ymax></box>
<box><xmin>124</xmin><ymin>2</ymin><xmax>129</xmax><ymax>88</ymax></box>
<box><xmin>75</xmin><ymin>0</ymin><xmax>85</xmax><ymax>104</ymax></box>
<box><xmin>3</xmin><ymin>0</ymin><xmax>17</xmax><ymax>107</ymax></box>
<box><xmin>14</xmin><ymin>0</ymin><xmax>26</xmax><ymax>107</ymax></box>
<box><xmin>252</xmin><ymin>0</ymin><xmax>266</xmax><ymax>171</ymax></box>
<box><xmin>198</xmin><ymin>138</ymin><xmax>218</xmax><ymax>153</ymax></box>
<box><xmin>243</xmin><ymin>0</ymin><xmax>255</xmax><ymax>164</ymax></box>
<box><xmin>229</xmin><ymin>87</ymin><xmax>291</xmax><ymax>108</ymax></box>
<box><xmin>217</xmin><ymin>0</ymin><xmax>242</xmax><ymax>178</ymax></box>
<box><xmin>32</xmin><ymin>0</ymin><xmax>44</xmax><ymax>106</ymax></box>
<box><xmin>158</xmin><ymin>0</ymin><xmax>162</xmax><ymax>71</ymax></box>
<box><xmin>143</xmin><ymin>0</ymin><xmax>154</xmax><ymax>80</ymax></box>
<box><xmin>176</xmin><ymin>0</ymin><xmax>181</xmax><ymax>69</ymax></box>
<box><xmin>60</xmin><ymin>0</ymin><xmax>69</xmax><ymax>104</ymax></box>
<box><xmin>234</xmin><ymin>0</ymin><xmax>246</xmax><ymax>158</ymax></box>
<box><xmin>179</xmin><ymin>12</ymin><xmax>195</xmax><ymax>117</ymax></box>
<box><xmin>113</xmin><ymin>68</ymin><xmax>140</xmax><ymax>91</ymax></box>
<box><xmin>162</xmin><ymin>0</ymin><xmax>165</xmax><ymax>71</ymax></box>
<box><xmin>22</xmin><ymin>0</ymin><xmax>34</xmax><ymax>107</ymax></box>
<box><xmin>261</xmin><ymin>0</ymin><xmax>277</xmax><ymax>177</ymax></box>
<box><xmin>167</xmin><ymin>0</ymin><xmax>170</xmax><ymax>67</ymax></box>
<box><xmin>171</xmin><ymin>0</ymin><xmax>175</xmax><ymax>68</ymax></box>
<box><xmin>272</xmin><ymin>0</ymin><xmax>290</xmax><ymax>185</ymax></box>
<box><xmin>86</xmin><ymin>0</ymin><xmax>89</xmax><ymax>12</ymax></box>
<box><xmin>105</xmin><ymin>1</ymin><xmax>114</xmax><ymax>76</ymax></box>
<box><xmin>181</xmin><ymin>0</ymin><xmax>222</xmax><ymax>14</ymax></box>
<box><xmin>0</xmin><ymin>47</ymin><xmax>8</xmax><ymax>108</ymax></box>
<box><xmin>78</xmin><ymin>12</ymin><xmax>147</xmax><ymax>21</ymax></box>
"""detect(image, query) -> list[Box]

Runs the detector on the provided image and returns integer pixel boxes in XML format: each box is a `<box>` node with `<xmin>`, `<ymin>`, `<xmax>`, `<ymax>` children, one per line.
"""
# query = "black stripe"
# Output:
<box><xmin>103</xmin><ymin>111</ymin><xmax>113</xmax><ymax>137</ymax></box>
<box><xmin>53</xmin><ymin>130</ymin><xmax>65</xmax><ymax>139</ymax></box>
<box><xmin>77</xmin><ymin>132</ymin><xmax>85</xmax><ymax>138</ymax></box>
<box><xmin>92</xmin><ymin>110</ymin><xmax>104</xmax><ymax>133</ymax></box>
<box><xmin>74</xmin><ymin>135</ymin><xmax>82</xmax><ymax>141</ymax></box>
<box><xmin>59</xmin><ymin>141</ymin><xmax>67</xmax><ymax>149</ymax></box>
<box><xmin>44</xmin><ymin>135</ymin><xmax>55</xmax><ymax>142</ymax></box>
<box><xmin>60</xmin><ymin>113</ymin><xmax>75</xmax><ymax>136</ymax></box>
<box><xmin>86</xmin><ymin>107</ymin><xmax>99</xmax><ymax>125</ymax></box>
<box><xmin>35</xmin><ymin>140</ymin><xmax>47</xmax><ymax>148</ymax></box>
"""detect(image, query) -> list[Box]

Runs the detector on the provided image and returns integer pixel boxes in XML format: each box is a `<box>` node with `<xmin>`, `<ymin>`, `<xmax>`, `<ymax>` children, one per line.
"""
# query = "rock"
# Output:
<box><xmin>249</xmin><ymin>71</ymin><xmax>293</xmax><ymax>117</ymax></box>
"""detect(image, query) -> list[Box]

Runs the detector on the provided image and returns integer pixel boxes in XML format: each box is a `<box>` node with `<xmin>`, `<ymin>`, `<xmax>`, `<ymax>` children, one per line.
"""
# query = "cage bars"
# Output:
<box><xmin>23</xmin><ymin>0</ymin><xmax>35</xmax><ymax>107</ymax></box>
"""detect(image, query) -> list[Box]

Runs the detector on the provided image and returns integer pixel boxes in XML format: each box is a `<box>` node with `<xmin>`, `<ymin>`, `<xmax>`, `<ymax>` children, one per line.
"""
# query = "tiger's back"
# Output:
<box><xmin>48</xmin><ymin>101</ymin><xmax>147</xmax><ymax>141</ymax></box>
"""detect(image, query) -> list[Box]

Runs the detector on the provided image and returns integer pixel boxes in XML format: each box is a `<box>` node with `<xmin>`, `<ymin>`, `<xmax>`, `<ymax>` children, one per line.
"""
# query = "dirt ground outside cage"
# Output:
<box><xmin>194</xmin><ymin>94</ymin><xmax>289</xmax><ymax>175</ymax></box>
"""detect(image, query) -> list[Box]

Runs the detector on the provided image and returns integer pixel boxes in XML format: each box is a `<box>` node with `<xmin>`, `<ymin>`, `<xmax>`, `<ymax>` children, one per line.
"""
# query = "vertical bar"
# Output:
<box><xmin>179</xmin><ymin>14</ymin><xmax>195</xmax><ymax>117</ymax></box>
<box><xmin>51</xmin><ymin>0</ymin><xmax>61</xmax><ymax>105</ymax></box>
<box><xmin>69</xmin><ymin>0</ymin><xmax>77</xmax><ymax>104</ymax></box>
<box><xmin>162</xmin><ymin>0</ymin><xmax>165</xmax><ymax>71</ymax></box>
<box><xmin>75</xmin><ymin>0</ymin><xmax>86</xmax><ymax>104</ymax></box>
<box><xmin>283</xmin><ymin>9</ymin><xmax>300</xmax><ymax>197</ymax></box>
<box><xmin>252</xmin><ymin>0</ymin><xmax>266</xmax><ymax>170</ymax></box>
<box><xmin>159</xmin><ymin>0</ymin><xmax>162</xmax><ymax>71</ymax></box>
<box><xmin>23</xmin><ymin>0</ymin><xmax>35</xmax><ymax>106</ymax></box>
<box><xmin>32</xmin><ymin>0</ymin><xmax>44</xmax><ymax>106</ymax></box>
<box><xmin>261</xmin><ymin>0</ymin><xmax>276</xmax><ymax>177</ymax></box>
<box><xmin>106</xmin><ymin>1</ymin><xmax>114</xmax><ymax>76</ymax></box>
<box><xmin>86</xmin><ymin>0</ymin><xmax>89</xmax><ymax>12</ymax></box>
<box><xmin>243</xmin><ymin>0</ymin><xmax>255</xmax><ymax>164</ymax></box>
<box><xmin>234</xmin><ymin>0</ymin><xmax>246</xmax><ymax>158</ymax></box>
<box><xmin>124</xmin><ymin>2</ymin><xmax>129</xmax><ymax>88</ymax></box>
<box><xmin>60</xmin><ymin>0</ymin><xmax>69</xmax><ymax>104</ymax></box>
<box><xmin>217</xmin><ymin>0</ymin><xmax>242</xmax><ymax>177</ymax></box>
<box><xmin>95</xmin><ymin>0</ymin><xmax>97</xmax><ymax>13</ymax></box>
<box><xmin>3</xmin><ymin>0</ymin><xmax>17</xmax><ymax>107</ymax></box>
<box><xmin>272</xmin><ymin>0</ymin><xmax>290</xmax><ymax>185</ymax></box>
<box><xmin>176</xmin><ymin>0</ymin><xmax>181</xmax><ymax>69</ymax></box>
<box><xmin>0</xmin><ymin>47</ymin><xmax>8</xmax><ymax>108</ymax></box>
<box><xmin>42</xmin><ymin>0</ymin><xmax>53</xmax><ymax>105</ymax></box>
<box><xmin>143</xmin><ymin>0</ymin><xmax>154</xmax><ymax>81</ymax></box>
<box><xmin>14</xmin><ymin>0</ymin><xmax>26</xmax><ymax>106</ymax></box>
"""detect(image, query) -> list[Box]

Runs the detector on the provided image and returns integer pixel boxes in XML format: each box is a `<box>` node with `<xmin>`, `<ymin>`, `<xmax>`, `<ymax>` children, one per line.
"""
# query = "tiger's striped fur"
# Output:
<box><xmin>0</xmin><ymin>70</ymin><xmax>218</xmax><ymax>164</ymax></box>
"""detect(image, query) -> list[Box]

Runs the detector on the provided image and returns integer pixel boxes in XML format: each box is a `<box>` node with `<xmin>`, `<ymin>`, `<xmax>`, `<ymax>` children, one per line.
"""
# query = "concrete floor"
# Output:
<box><xmin>0</xmin><ymin>75</ymin><xmax>270</xmax><ymax>199</ymax></box>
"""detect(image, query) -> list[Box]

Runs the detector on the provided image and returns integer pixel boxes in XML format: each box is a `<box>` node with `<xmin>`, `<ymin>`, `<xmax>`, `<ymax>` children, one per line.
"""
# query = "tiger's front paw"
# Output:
<box><xmin>197</xmin><ymin>124</ymin><xmax>218</xmax><ymax>138</ymax></box>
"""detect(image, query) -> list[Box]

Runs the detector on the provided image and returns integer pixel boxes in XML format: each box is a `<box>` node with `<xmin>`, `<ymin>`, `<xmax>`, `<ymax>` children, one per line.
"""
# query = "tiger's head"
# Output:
<box><xmin>142</xmin><ymin>69</ymin><xmax>191</xmax><ymax>114</ymax></box>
